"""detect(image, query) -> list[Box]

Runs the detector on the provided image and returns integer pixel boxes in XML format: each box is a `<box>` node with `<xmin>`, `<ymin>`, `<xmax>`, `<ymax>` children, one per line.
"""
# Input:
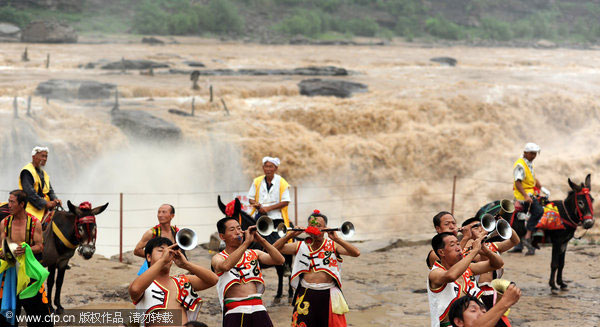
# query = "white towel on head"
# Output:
<box><xmin>31</xmin><ymin>146</ymin><xmax>49</xmax><ymax>156</ymax></box>
<box><xmin>262</xmin><ymin>156</ymin><xmax>280</xmax><ymax>166</ymax></box>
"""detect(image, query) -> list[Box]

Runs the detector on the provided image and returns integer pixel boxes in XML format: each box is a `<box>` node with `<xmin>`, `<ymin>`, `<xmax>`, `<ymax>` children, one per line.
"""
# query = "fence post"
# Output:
<box><xmin>294</xmin><ymin>186</ymin><xmax>298</xmax><ymax>226</ymax></box>
<box><xmin>451</xmin><ymin>176</ymin><xmax>457</xmax><ymax>215</ymax></box>
<box><xmin>119</xmin><ymin>192</ymin><xmax>123</xmax><ymax>263</ymax></box>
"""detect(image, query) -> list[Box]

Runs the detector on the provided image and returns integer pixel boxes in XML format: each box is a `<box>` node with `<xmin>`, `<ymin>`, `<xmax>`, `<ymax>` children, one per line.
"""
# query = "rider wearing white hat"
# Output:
<box><xmin>512</xmin><ymin>142</ymin><xmax>544</xmax><ymax>255</ymax></box>
<box><xmin>19</xmin><ymin>146</ymin><xmax>62</xmax><ymax>223</ymax></box>
<box><xmin>247</xmin><ymin>156</ymin><xmax>291</xmax><ymax>227</ymax></box>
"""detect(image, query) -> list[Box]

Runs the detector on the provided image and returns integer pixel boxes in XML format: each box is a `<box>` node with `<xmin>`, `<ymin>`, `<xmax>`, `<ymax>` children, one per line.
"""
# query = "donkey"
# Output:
<box><xmin>42</xmin><ymin>200</ymin><xmax>108</xmax><ymax>314</ymax></box>
<box><xmin>476</xmin><ymin>174</ymin><xmax>594</xmax><ymax>292</ymax></box>
<box><xmin>217</xmin><ymin>196</ymin><xmax>294</xmax><ymax>302</ymax></box>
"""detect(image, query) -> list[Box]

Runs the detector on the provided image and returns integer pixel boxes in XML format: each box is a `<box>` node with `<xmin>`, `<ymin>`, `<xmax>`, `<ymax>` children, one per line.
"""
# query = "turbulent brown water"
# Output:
<box><xmin>1</xmin><ymin>37</ymin><xmax>599</xmax><ymax>256</ymax></box>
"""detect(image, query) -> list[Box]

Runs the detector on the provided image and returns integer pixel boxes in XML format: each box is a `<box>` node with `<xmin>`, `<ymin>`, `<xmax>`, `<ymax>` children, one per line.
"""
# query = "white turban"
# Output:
<box><xmin>262</xmin><ymin>156</ymin><xmax>280</xmax><ymax>167</ymax></box>
<box><xmin>31</xmin><ymin>146</ymin><xmax>49</xmax><ymax>156</ymax></box>
<box><xmin>524</xmin><ymin>142</ymin><xmax>540</xmax><ymax>153</ymax></box>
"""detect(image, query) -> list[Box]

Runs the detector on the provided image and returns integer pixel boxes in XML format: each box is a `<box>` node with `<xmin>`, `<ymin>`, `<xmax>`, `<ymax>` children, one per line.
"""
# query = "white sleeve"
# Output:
<box><xmin>281</xmin><ymin>186</ymin><xmax>291</xmax><ymax>202</ymax></box>
<box><xmin>248</xmin><ymin>183</ymin><xmax>256</xmax><ymax>200</ymax></box>
<box><xmin>513</xmin><ymin>164</ymin><xmax>525</xmax><ymax>182</ymax></box>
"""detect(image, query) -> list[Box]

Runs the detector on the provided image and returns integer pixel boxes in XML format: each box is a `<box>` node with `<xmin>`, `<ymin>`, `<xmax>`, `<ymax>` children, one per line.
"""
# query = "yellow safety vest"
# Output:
<box><xmin>18</xmin><ymin>163</ymin><xmax>50</xmax><ymax>220</ymax></box>
<box><xmin>250</xmin><ymin>175</ymin><xmax>290</xmax><ymax>227</ymax></box>
<box><xmin>513</xmin><ymin>158</ymin><xmax>535</xmax><ymax>201</ymax></box>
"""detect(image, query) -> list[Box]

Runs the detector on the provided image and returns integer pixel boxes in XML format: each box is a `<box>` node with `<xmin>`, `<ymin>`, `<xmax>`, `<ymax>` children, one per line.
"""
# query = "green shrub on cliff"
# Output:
<box><xmin>0</xmin><ymin>6</ymin><xmax>32</xmax><ymax>28</ymax></box>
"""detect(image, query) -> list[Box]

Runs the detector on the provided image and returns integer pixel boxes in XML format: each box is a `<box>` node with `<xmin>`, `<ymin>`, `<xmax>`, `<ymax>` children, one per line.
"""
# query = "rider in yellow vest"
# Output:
<box><xmin>512</xmin><ymin>142</ymin><xmax>544</xmax><ymax>256</ymax></box>
<box><xmin>248</xmin><ymin>156</ymin><xmax>291</xmax><ymax>227</ymax></box>
<box><xmin>18</xmin><ymin>147</ymin><xmax>61</xmax><ymax>222</ymax></box>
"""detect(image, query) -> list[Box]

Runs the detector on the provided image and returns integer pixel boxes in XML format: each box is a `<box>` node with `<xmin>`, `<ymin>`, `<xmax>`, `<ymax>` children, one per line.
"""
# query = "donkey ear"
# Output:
<box><xmin>568</xmin><ymin>178</ymin><xmax>582</xmax><ymax>192</ymax></box>
<box><xmin>233</xmin><ymin>198</ymin><xmax>241</xmax><ymax>217</ymax></box>
<box><xmin>91</xmin><ymin>203</ymin><xmax>109</xmax><ymax>216</ymax></box>
<box><xmin>67</xmin><ymin>200</ymin><xmax>81</xmax><ymax>216</ymax></box>
<box><xmin>585</xmin><ymin>174</ymin><xmax>591</xmax><ymax>189</ymax></box>
<box><xmin>217</xmin><ymin>195</ymin><xmax>227</xmax><ymax>215</ymax></box>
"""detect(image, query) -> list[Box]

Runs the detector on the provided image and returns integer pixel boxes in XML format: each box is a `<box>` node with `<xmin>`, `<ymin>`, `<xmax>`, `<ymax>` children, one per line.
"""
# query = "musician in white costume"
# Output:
<box><xmin>129</xmin><ymin>237</ymin><xmax>218</xmax><ymax>326</ymax></box>
<box><xmin>211</xmin><ymin>217</ymin><xmax>284</xmax><ymax>327</ymax></box>
<box><xmin>428</xmin><ymin>232</ymin><xmax>503</xmax><ymax>327</ymax></box>
<box><xmin>273</xmin><ymin>210</ymin><xmax>361</xmax><ymax>327</ymax></box>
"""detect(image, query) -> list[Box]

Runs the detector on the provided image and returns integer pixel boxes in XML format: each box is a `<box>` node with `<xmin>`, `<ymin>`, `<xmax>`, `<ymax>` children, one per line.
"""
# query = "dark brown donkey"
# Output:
<box><xmin>476</xmin><ymin>174</ymin><xmax>595</xmax><ymax>293</ymax></box>
<box><xmin>42</xmin><ymin>200</ymin><xmax>108</xmax><ymax>314</ymax></box>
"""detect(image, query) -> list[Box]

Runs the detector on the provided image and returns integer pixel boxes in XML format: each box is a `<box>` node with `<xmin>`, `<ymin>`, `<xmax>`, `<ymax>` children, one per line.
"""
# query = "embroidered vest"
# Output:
<box><xmin>215</xmin><ymin>249</ymin><xmax>265</xmax><ymax>311</ymax></box>
<box><xmin>290</xmin><ymin>239</ymin><xmax>343</xmax><ymax>289</ymax></box>
<box><xmin>151</xmin><ymin>225</ymin><xmax>179</xmax><ymax>239</ymax></box>
<box><xmin>134</xmin><ymin>275</ymin><xmax>202</xmax><ymax>321</ymax></box>
<box><xmin>427</xmin><ymin>262</ymin><xmax>482</xmax><ymax>327</ymax></box>
<box><xmin>4</xmin><ymin>213</ymin><xmax>37</xmax><ymax>245</ymax></box>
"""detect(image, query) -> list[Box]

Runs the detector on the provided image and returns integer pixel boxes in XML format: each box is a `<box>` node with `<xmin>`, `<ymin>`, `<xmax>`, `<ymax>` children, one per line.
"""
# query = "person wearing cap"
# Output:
<box><xmin>512</xmin><ymin>143</ymin><xmax>544</xmax><ymax>255</ymax></box>
<box><xmin>19</xmin><ymin>147</ymin><xmax>61</xmax><ymax>224</ymax></box>
<box><xmin>248</xmin><ymin>156</ymin><xmax>291</xmax><ymax>227</ymax></box>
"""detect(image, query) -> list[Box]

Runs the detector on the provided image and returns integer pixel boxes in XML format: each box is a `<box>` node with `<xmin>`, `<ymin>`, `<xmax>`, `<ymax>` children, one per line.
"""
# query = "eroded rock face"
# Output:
<box><xmin>298</xmin><ymin>79</ymin><xmax>368</xmax><ymax>98</ymax></box>
<box><xmin>169</xmin><ymin>66</ymin><xmax>349</xmax><ymax>76</ymax></box>
<box><xmin>111</xmin><ymin>110</ymin><xmax>182</xmax><ymax>142</ymax></box>
<box><xmin>430</xmin><ymin>57</ymin><xmax>457</xmax><ymax>66</ymax></box>
<box><xmin>100</xmin><ymin>60</ymin><xmax>169</xmax><ymax>70</ymax></box>
<box><xmin>0</xmin><ymin>23</ymin><xmax>21</xmax><ymax>38</ymax></box>
<box><xmin>21</xmin><ymin>21</ymin><xmax>78</xmax><ymax>43</ymax></box>
<box><xmin>35</xmin><ymin>79</ymin><xmax>116</xmax><ymax>100</ymax></box>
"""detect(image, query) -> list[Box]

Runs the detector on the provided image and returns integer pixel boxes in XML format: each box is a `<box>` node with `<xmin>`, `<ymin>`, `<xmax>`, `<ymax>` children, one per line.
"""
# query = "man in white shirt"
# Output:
<box><xmin>247</xmin><ymin>156</ymin><xmax>291</xmax><ymax>227</ymax></box>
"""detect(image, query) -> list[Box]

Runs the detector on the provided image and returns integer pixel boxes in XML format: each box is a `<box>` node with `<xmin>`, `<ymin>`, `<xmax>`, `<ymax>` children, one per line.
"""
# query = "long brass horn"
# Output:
<box><xmin>256</xmin><ymin>215</ymin><xmax>274</xmax><ymax>236</ymax></box>
<box><xmin>175</xmin><ymin>228</ymin><xmax>198</xmax><ymax>251</ymax></box>
<box><xmin>480</xmin><ymin>214</ymin><xmax>497</xmax><ymax>232</ymax></box>
<box><xmin>485</xmin><ymin>218</ymin><xmax>512</xmax><ymax>241</ymax></box>
<box><xmin>276</xmin><ymin>223</ymin><xmax>305</xmax><ymax>237</ymax></box>
<box><xmin>322</xmin><ymin>221</ymin><xmax>356</xmax><ymax>238</ymax></box>
<box><xmin>497</xmin><ymin>199</ymin><xmax>515</xmax><ymax>219</ymax></box>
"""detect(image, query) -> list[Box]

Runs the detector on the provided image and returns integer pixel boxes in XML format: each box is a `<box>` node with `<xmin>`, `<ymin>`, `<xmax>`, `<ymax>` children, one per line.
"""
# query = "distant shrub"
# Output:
<box><xmin>395</xmin><ymin>16</ymin><xmax>421</xmax><ymax>38</ymax></box>
<box><xmin>0</xmin><ymin>6</ymin><xmax>31</xmax><ymax>28</ymax></box>
<box><xmin>204</xmin><ymin>0</ymin><xmax>245</xmax><ymax>34</ymax></box>
<box><xmin>274</xmin><ymin>9</ymin><xmax>322</xmax><ymax>37</ymax></box>
<box><xmin>133</xmin><ymin>0</ymin><xmax>169</xmax><ymax>34</ymax></box>
<box><xmin>480</xmin><ymin>17</ymin><xmax>513</xmax><ymax>41</ymax></box>
<box><xmin>425</xmin><ymin>16</ymin><xmax>463</xmax><ymax>40</ymax></box>
<box><xmin>345</xmin><ymin>18</ymin><xmax>380</xmax><ymax>37</ymax></box>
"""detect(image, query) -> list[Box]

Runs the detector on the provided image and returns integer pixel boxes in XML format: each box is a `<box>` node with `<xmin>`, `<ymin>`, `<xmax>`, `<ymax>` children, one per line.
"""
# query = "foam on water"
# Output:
<box><xmin>1</xmin><ymin>41</ymin><xmax>599</xmax><ymax>256</ymax></box>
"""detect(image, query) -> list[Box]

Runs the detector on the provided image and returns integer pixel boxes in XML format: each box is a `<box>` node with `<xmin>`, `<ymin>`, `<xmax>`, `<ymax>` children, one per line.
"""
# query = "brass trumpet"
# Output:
<box><xmin>276</xmin><ymin>221</ymin><xmax>355</xmax><ymax>238</ymax></box>
<box><xmin>175</xmin><ymin>228</ymin><xmax>198</xmax><ymax>251</ymax></box>
<box><xmin>485</xmin><ymin>218</ymin><xmax>512</xmax><ymax>241</ymax></box>
<box><xmin>256</xmin><ymin>216</ymin><xmax>356</xmax><ymax>238</ymax></box>
<box><xmin>497</xmin><ymin>199</ymin><xmax>515</xmax><ymax>220</ymax></box>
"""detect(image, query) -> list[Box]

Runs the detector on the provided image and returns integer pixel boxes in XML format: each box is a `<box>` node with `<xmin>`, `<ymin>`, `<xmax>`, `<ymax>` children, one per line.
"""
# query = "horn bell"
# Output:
<box><xmin>495</xmin><ymin>218</ymin><xmax>512</xmax><ymax>240</ymax></box>
<box><xmin>256</xmin><ymin>215</ymin><xmax>274</xmax><ymax>236</ymax></box>
<box><xmin>276</xmin><ymin>222</ymin><xmax>288</xmax><ymax>238</ymax></box>
<box><xmin>498</xmin><ymin>199</ymin><xmax>515</xmax><ymax>219</ymax></box>
<box><xmin>176</xmin><ymin>228</ymin><xmax>198</xmax><ymax>251</ymax></box>
<box><xmin>480</xmin><ymin>213</ymin><xmax>497</xmax><ymax>232</ymax></box>
<box><xmin>340</xmin><ymin>221</ymin><xmax>355</xmax><ymax>238</ymax></box>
